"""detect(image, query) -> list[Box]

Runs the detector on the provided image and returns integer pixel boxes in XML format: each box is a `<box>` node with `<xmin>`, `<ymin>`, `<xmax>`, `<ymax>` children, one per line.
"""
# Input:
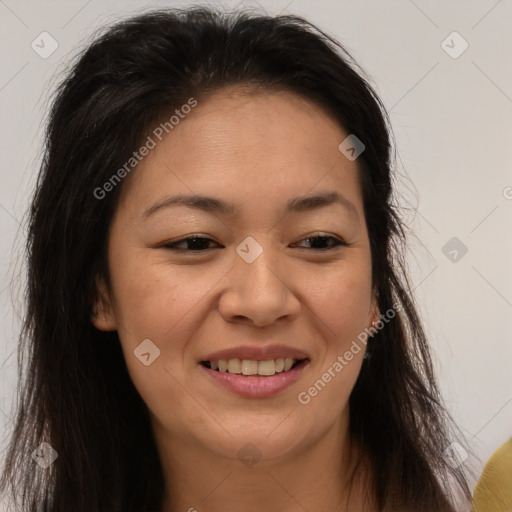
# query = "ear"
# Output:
<box><xmin>91</xmin><ymin>276</ymin><xmax>117</xmax><ymax>331</ymax></box>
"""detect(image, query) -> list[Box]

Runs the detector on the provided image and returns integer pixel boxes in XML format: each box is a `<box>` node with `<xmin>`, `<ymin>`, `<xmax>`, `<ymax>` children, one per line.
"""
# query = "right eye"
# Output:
<box><xmin>162</xmin><ymin>235</ymin><xmax>221</xmax><ymax>253</ymax></box>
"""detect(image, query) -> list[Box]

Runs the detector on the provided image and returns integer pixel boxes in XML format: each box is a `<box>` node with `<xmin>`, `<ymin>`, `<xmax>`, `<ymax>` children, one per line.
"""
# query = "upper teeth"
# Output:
<box><xmin>210</xmin><ymin>358</ymin><xmax>297</xmax><ymax>376</ymax></box>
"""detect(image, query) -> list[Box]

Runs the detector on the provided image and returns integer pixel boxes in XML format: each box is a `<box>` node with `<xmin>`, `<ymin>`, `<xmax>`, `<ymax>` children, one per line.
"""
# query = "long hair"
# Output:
<box><xmin>1</xmin><ymin>6</ymin><xmax>473</xmax><ymax>511</ymax></box>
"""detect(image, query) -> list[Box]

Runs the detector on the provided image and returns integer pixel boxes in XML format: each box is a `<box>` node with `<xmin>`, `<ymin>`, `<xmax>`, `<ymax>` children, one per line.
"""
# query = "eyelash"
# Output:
<box><xmin>162</xmin><ymin>234</ymin><xmax>348</xmax><ymax>253</ymax></box>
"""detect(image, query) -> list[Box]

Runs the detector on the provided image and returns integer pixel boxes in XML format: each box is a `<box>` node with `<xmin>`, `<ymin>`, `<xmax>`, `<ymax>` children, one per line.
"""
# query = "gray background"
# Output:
<box><xmin>1</xmin><ymin>0</ymin><xmax>511</xmax><ymax>502</ymax></box>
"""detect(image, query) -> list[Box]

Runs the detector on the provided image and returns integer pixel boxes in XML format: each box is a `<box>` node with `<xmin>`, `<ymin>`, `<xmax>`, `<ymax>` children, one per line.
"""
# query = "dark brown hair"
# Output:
<box><xmin>1</xmin><ymin>6</ymin><xmax>472</xmax><ymax>511</ymax></box>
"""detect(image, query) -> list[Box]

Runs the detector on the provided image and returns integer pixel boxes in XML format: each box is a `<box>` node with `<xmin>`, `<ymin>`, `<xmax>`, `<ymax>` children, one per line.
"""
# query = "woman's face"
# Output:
<box><xmin>94</xmin><ymin>87</ymin><xmax>376</xmax><ymax>467</ymax></box>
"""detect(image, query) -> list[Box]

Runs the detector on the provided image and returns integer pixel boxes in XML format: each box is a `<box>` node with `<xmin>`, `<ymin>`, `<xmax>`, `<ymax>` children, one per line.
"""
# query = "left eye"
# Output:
<box><xmin>162</xmin><ymin>235</ymin><xmax>346</xmax><ymax>252</ymax></box>
<box><xmin>292</xmin><ymin>235</ymin><xmax>346</xmax><ymax>250</ymax></box>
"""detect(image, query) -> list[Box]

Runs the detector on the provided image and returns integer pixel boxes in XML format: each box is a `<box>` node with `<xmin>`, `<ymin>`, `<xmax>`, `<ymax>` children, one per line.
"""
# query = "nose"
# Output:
<box><xmin>217</xmin><ymin>244</ymin><xmax>301</xmax><ymax>327</ymax></box>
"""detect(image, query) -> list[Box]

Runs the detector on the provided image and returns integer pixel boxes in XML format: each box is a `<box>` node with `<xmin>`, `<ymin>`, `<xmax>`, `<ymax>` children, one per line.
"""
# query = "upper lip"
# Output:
<box><xmin>200</xmin><ymin>344</ymin><xmax>310</xmax><ymax>362</ymax></box>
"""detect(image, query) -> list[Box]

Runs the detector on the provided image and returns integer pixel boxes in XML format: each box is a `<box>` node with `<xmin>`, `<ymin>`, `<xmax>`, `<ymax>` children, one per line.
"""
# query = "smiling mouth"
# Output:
<box><xmin>200</xmin><ymin>357</ymin><xmax>306</xmax><ymax>377</ymax></box>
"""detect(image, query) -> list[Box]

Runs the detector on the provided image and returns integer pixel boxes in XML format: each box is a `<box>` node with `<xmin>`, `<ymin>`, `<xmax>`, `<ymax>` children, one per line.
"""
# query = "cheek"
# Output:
<box><xmin>304</xmin><ymin>261</ymin><xmax>373</xmax><ymax>343</ymax></box>
<box><xmin>106</xmin><ymin>249</ymin><xmax>227</xmax><ymax>389</ymax></box>
<box><xmin>108</xmin><ymin>259</ymin><xmax>205</xmax><ymax>426</ymax></box>
<box><xmin>108</xmin><ymin>246</ymin><xmax>209</xmax><ymax>342</ymax></box>
<box><xmin>295</xmin><ymin>262</ymin><xmax>371</xmax><ymax>412</ymax></box>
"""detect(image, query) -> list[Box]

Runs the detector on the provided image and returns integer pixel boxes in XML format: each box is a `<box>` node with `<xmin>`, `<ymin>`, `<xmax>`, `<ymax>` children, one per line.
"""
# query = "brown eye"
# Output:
<box><xmin>163</xmin><ymin>236</ymin><xmax>220</xmax><ymax>252</ymax></box>
<box><xmin>293</xmin><ymin>235</ymin><xmax>347</xmax><ymax>250</ymax></box>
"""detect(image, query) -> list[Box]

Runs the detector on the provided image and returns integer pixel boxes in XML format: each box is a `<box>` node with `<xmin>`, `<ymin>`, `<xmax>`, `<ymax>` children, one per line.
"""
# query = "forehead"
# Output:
<box><xmin>116</xmin><ymin>86</ymin><xmax>364</xmax><ymax>218</ymax></box>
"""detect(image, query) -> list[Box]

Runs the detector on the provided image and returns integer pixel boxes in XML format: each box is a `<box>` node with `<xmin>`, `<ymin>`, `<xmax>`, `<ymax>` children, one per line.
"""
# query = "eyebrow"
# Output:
<box><xmin>143</xmin><ymin>190</ymin><xmax>359</xmax><ymax>220</ymax></box>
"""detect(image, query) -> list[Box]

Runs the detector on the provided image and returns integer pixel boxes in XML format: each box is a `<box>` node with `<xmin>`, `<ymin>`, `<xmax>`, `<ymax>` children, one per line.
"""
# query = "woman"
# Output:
<box><xmin>0</xmin><ymin>6</ymin><xmax>473</xmax><ymax>511</ymax></box>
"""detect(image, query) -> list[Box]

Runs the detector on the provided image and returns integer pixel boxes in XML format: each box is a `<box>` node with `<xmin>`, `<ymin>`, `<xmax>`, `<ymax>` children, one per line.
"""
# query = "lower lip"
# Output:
<box><xmin>199</xmin><ymin>360</ymin><xmax>309</xmax><ymax>398</ymax></box>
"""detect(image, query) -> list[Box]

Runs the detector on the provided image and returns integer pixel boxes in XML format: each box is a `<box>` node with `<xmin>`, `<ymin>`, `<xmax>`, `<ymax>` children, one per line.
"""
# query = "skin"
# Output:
<box><xmin>92</xmin><ymin>86</ymin><xmax>379</xmax><ymax>512</ymax></box>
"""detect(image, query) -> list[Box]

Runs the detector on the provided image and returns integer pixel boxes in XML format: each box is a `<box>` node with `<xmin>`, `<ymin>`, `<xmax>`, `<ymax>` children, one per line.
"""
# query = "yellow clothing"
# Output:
<box><xmin>472</xmin><ymin>437</ymin><xmax>512</xmax><ymax>512</ymax></box>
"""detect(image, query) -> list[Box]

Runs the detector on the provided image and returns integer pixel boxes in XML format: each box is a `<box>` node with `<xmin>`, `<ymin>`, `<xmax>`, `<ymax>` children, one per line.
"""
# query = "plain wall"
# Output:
<box><xmin>1</xmin><ymin>0</ymin><xmax>511</xmax><ymax>502</ymax></box>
